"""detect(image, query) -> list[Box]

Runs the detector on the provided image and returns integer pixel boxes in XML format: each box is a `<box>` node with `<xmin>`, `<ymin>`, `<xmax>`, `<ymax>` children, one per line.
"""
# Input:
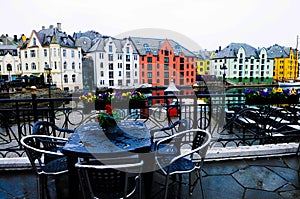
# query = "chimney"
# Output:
<box><xmin>219</xmin><ymin>46</ymin><xmax>222</xmax><ymax>51</ymax></box>
<box><xmin>57</xmin><ymin>23</ymin><xmax>62</xmax><ymax>31</ymax></box>
<box><xmin>13</xmin><ymin>35</ymin><xmax>18</xmax><ymax>42</ymax></box>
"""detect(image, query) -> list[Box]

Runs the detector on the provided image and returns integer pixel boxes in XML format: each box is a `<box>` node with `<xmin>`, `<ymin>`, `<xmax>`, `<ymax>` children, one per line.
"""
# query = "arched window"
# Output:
<box><xmin>31</xmin><ymin>63</ymin><xmax>36</xmax><ymax>70</ymax></box>
<box><xmin>25</xmin><ymin>63</ymin><xmax>28</xmax><ymax>70</ymax></box>
<box><xmin>64</xmin><ymin>74</ymin><xmax>68</xmax><ymax>83</ymax></box>
<box><xmin>64</xmin><ymin>61</ymin><xmax>67</xmax><ymax>69</ymax></box>
<box><xmin>72</xmin><ymin>74</ymin><xmax>76</xmax><ymax>82</ymax></box>
<box><xmin>72</xmin><ymin>62</ymin><xmax>75</xmax><ymax>69</ymax></box>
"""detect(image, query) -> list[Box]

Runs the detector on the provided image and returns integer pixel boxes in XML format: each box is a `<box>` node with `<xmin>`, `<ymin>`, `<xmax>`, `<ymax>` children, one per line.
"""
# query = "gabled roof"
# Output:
<box><xmin>196</xmin><ymin>50</ymin><xmax>213</xmax><ymax>60</ymax></box>
<box><xmin>73</xmin><ymin>30</ymin><xmax>102</xmax><ymax>46</ymax></box>
<box><xmin>267</xmin><ymin>44</ymin><xmax>289</xmax><ymax>58</ymax></box>
<box><xmin>21</xmin><ymin>25</ymin><xmax>76</xmax><ymax>49</ymax></box>
<box><xmin>213</xmin><ymin>43</ymin><xmax>258</xmax><ymax>59</ymax></box>
<box><xmin>88</xmin><ymin>36</ymin><xmax>138</xmax><ymax>54</ymax></box>
<box><xmin>130</xmin><ymin>37</ymin><xmax>196</xmax><ymax>57</ymax></box>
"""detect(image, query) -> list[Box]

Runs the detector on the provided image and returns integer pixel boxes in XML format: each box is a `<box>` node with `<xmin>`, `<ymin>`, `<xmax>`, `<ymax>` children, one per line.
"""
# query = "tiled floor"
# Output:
<box><xmin>0</xmin><ymin>155</ymin><xmax>299</xmax><ymax>199</ymax></box>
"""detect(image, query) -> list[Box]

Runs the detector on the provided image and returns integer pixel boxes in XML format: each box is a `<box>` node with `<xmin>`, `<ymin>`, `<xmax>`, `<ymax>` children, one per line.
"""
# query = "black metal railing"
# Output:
<box><xmin>0</xmin><ymin>92</ymin><xmax>299</xmax><ymax>157</ymax></box>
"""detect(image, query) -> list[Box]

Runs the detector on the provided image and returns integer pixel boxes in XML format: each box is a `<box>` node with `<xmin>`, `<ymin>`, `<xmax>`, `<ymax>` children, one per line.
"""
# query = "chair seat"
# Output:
<box><xmin>94</xmin><ymin>176</ymin><xmax>137</xmax><ymax>198</ymax></box>
<box><xmin>158</xmin><ymin>156</ymin><xmax>196</xmax><ymax>175</ymax></box>
<box><xmin>43</xmin><ymin>156</ymin><xmax>68</xmax><ymax>173</ymax></box>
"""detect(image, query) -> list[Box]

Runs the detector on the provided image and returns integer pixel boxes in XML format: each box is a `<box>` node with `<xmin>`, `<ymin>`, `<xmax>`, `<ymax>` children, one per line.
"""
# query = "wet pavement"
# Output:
<box><xmin>0</xmin><ymin>155</ymin><xmax>299</xmax><ymax>199</ymax></box>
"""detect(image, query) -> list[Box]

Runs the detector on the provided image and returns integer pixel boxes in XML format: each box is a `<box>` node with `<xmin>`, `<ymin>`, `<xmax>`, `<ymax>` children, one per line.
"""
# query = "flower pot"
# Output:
<box><xmin>83</xmin><ymin>103</ymin><xmax>93</xmax><ymax>114</ymax></box>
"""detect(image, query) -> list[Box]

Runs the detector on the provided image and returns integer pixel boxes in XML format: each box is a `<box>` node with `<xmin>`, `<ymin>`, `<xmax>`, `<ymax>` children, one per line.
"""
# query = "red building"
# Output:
<box><xmin>130</xmin><ymin>37</ymin><xmax>197</xmax><ymax>90</ymax></box>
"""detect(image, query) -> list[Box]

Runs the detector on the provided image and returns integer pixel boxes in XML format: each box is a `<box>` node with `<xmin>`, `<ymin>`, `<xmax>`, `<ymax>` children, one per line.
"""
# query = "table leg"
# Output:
<box><xmin>66</xmin><ymin>156</ymin><xmax>81</xmax><ymax>199</ymax></box>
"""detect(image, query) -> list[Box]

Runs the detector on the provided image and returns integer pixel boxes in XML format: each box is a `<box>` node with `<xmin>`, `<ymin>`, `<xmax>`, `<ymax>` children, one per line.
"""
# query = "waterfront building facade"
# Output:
<box><xmin>195</xmin><ymin>50</ymin><xmax>214</xmax><ymax>75</ymax></box>
<box><xmin>0</xmin><ymin>34</ymin><xmax>21</xmax><ymax>82</ymax></box>
<box><xmin>130</xmin><ymin>37</ymin><xmax>197</xmax><ymax>88</ymax></box>
<box><xmin>211</xmin><ymin>43</ymin><xmax>274</xmax><ymax>84</ymax></box>
<box><xmin>19</xmin><ymin>23</ymin><xmax>83</xmax><ymax>91</ymax></box>
<box><xmin>267</xmin><ymin>44</ymin><xmax>299</xmax><ymax>82</ymax></box>
<box><xmin>86</xmin><ymin>36</ymin><xmax>139</xmax><ymax>88</ymax></box>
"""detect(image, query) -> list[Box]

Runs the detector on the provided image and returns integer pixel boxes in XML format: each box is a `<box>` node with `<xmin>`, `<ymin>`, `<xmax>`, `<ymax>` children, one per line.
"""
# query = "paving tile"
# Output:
<box><xmin>244</xmin><ymin>189</ymin><xmax>283</xmax><ymax>199</ymax></box>
<box><xmin>245</xmin><ymin>157</ymin><xmax>286</xmax><ymax>167</ymax></box>
<box><xmin>232</xmin><ymin>166</ymin><xmax>287</xmax><ymax>191</ymax></box>
<box><xmin>267</xmin><ymin>166</ymin><xmax>300</xmax><ymax>188</ymax></box>
<box><xmin>203</xmin><ymin>175</ymin><xmax>244</xmax><ymax>199</ymax></box>
<box><xmin>203</xmin><ymin>159</ymin><xmax>248</xmax><ymax>175</ymax></box>
<box><xmin>279</xmin><ymin>190</ymin><xmax>300</xmax><ymax>199</ymax></box>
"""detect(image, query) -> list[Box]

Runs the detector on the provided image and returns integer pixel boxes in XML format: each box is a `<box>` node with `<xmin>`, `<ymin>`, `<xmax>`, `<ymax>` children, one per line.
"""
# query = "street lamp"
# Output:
<box><xmin>44</xmin><ymin>65</ymin><xmax>52</xmax><ymax>98</ymax></box>
<box><xmin>220</xmin><ymin>63</ymin><xmax>227</xmax><ymax>84</ymax></box>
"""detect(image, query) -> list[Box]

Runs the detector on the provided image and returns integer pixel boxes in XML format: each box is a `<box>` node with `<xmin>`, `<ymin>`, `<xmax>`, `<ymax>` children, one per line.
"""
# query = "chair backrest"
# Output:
<box><xmin>155</xmin><ymin>129</ymin><xmax>211</xmax><ymax>168</ymax></box>
<box><xmin>21</xmin><ymin>134</ymin><xmax>67</xmax><ymax>174</ymax></box>
<box><xmin>75</xmin><ymin>159</ymin><xmax>144</xmax><ymax>199</ymax></box>
<box><xmin>32</xmin><ymin>120</ymin><xmax>74</xmax><ymax>137</ymax></box>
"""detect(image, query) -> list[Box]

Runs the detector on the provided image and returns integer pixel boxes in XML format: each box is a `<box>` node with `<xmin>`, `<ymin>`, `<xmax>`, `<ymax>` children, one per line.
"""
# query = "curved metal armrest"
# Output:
<box><xmin>33</xmin><ymin>120</ymin><xmax>75</xmax><ymax>135</ymax></box>
<box><xmin>155</xmin><ymin>129</ymin><xmax>211</xmax><ymax>165</ymax></box>
<box><xmin>21</xmin><ymin>135</ymin><xmax>68</xmax><ymax>156</ymax></box>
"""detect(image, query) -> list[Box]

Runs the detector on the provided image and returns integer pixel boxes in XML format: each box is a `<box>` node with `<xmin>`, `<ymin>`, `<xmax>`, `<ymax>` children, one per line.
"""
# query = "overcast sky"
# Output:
<box><xmin>2</xmin><ymin>0</ymin><xmax>300</xmax><ymax>51</ymax></box>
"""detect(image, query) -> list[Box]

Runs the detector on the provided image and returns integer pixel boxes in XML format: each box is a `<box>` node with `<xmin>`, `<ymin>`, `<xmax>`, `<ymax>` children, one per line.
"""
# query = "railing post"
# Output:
<box><xmin>31</xmin><ymin>87</ymin><xmax>38</xmax><ymax>122</ymax></box>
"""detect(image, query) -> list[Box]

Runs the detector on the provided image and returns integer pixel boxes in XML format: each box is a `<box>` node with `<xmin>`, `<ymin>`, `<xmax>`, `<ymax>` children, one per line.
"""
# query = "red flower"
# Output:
<box><xmin>105</xmin><ymin>104</ymin><xmax>113</xmax><ymax>115</ymax></box>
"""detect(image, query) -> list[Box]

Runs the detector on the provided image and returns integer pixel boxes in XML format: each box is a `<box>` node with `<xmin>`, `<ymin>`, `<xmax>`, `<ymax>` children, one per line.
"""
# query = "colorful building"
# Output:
<box><xmin>267</xmin><ymin>44</ymin><xmax>299</xmax><ymax>82</ymax></box>
<box><xmin>130</xmin><ymin>37</ymin><xmax>197</xmax><ymax>89</ymax></box>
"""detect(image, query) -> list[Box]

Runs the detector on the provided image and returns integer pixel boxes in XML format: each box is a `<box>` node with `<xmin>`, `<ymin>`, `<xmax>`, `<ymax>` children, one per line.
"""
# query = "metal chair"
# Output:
<box><xmin>32</xmin><ymin>120</ymin><xmax>74</xmax><ymax>137</ymax></box>
<box><xmin>21</xmin><ymin>134</ymin><xmax>69</xmax><ymax>199</ymax></box>
<box><xmin>154</xmin><ymin>129</ymin><xmax>211</xmax><ymax>199</ymax></box>
<box><xmin>75</xmin><ymin>159</ymin><xmax>144</xmax><ymax>199</ymax></box>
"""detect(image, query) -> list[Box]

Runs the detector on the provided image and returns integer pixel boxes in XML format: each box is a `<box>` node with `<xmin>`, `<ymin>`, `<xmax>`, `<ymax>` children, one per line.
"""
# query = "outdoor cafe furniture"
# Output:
<box><xmin>75</xmin><ymin>158</ymin><xmax>144</xmax><ymax>199</ymax></box>
<box><xmin>62</xmin><ymin>120</ymin><xmax>152</xmax><ymax>199</ymax></box>
<box><xmin>32</xmin><ymin>120</ymin><xmax>75</xmax><ymax>137</ymax></box>
<box><xmin>154</xmin><ymin>128</ymin><xmax>211</xmax><ymax>199</ymax></box>
<box><xmin>21</xmin><ymin>134</ymin><xmax>69</xmax><ymax>199</ymax></box>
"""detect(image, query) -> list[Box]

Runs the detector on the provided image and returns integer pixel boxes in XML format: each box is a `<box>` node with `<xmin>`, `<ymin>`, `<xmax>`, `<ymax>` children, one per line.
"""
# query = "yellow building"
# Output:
<box><xmin>268</xmin><ymin>44</ymin><xmax>299</xmax><ymax>82</ymax></box>
<box><xmin>196</xmin><ymin>50</ymin><xmax>214</xmax><ymax>75</ymax></box>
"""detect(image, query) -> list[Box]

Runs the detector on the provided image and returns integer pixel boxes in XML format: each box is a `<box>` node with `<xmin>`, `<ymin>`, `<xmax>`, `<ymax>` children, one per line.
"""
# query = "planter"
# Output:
<box><xmin>83</xmin><ymin>103</ymin><xmax>93</xmax><ymax>114</ymax></box>
<box><xmin>245</xmin><ymin>95</ymin><xmax>299</xmax><ymax>105</ymax></box>
<box><xmin>95</xmin><ymin>100</ymin><xmax>110</xmax><ymax>110</ymax></box>
<box><xmin>129</xmin><ymin>100</ymin><xmax>147</xmax><ymax>109</ymax></box>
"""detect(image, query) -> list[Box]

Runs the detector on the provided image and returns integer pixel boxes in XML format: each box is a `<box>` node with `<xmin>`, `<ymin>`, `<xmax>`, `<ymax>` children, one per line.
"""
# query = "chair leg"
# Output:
<box><xmin>164</xmin><ymin>172</ymin><xmax>170</xmax><ymax>199</ymax></box>
<box><xmin>198</xmin><ymin>169</ymin><xmax>205</xmax><ymax>199</ymax></box>
<box><xmin>38</xmin><ymin>174</ymin><xmax>46</xmax><ymax>199</ymax></box>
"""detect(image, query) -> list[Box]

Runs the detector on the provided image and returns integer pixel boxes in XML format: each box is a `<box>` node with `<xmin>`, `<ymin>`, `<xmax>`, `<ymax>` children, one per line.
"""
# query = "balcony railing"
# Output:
<box><xmin>0</xmin><ymin>92</ymin><xmax>299</xmax><ymax>158</ymax></box>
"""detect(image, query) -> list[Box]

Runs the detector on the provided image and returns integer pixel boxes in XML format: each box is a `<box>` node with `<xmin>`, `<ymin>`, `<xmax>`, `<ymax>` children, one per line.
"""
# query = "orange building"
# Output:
<box><xmin>130</xmin><ymin>37</ymin><xmax>197</xmax><ymax>91</ymax></box>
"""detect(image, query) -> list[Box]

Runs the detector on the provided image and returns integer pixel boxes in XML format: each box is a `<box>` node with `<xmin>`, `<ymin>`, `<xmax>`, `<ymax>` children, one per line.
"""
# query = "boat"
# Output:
<box><xmin>278</xmin><ymin>80</ymin><xmax>300</xmax><ymax>87</ymax></box>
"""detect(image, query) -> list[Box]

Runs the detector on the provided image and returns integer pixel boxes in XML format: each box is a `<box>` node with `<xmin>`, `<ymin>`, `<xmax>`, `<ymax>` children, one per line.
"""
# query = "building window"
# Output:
<box><xmin>126</xmin><ymin>64</ymin><xmax>130</xmax><ymax>70</ymax></box>
<box><xmin>100</xmin><ymin>71</ymin><xmax>104</xmax><ymax>77</ymax></box>
<box><xmin>64</xmin><ymin>61</ymin><xmax>67</xmax><ymax>69</ymax></box>
<box><xmin>126</xmin><ymin>47</ymin><xmax>130</xmax><ymax>53</ymax></box>
<box><xmin>164</xmin><ymin>72</ymin><xmax>169</xmax><ymax>78</ymax></box>
<box><xmin>54</xmin><ymin>61</ymin><xmax>57</xmax><ymax>69</ymax></box>
<box><xmin>31</xmin><ymin>62</ymin><xmax>36</xmax><ymax>70</ymax></box>
<box><xmin>109</xmin><ymin>63</ymin><xmax>113</xmax><ymax>70</ymax></box>
<box><xmin>118</xmin><ymin>54</ymin><xmax>122</xmax><ymax>60</ymax></box>
<box><xmin>109</xmin><ymin>71</ymin><xmax>114</xmax><ymax>78</ymax></box>
<box><xmin>30</xmin><ymin>50</ymin><xmax>36</xmax><ymax>57</ymax></box>
<box><xmin>71</xmin><ymin>50</ymin><xmax>75</xmax><ymax>58</ymax></box>
<box><xmin>109</xmin><ymin>45</ymin><xmax>112</xmax><ymax>52</ymax></box>
<box><xmin>78</xmin><ymin>51</ymin><xmax>81</xmax><ymax>58</ymax></box>
<box><xmin>72</xmin><ymin>62</ymin><xmax>75</xmax><ymax>69</ymax></box>
<box><xmin>126</xmin><ymin>72</ymin><xmax>130</xmax><ymax>78</ymax></box>
<box><xmin>164</xmin><ymin>57</ymin><xmax>169</xmax><ymax>63</ymax></box>
<box><xmin>118</xmin><ymin>63</ymin><xmax>122</xmax><ymax>68</ymax></box>
<box><xmin>44</xmin><ymin>49</ymin><xmax>47</xmax><ymax>57</ymax></box>
<box><xmin>63</xmin><ymin>49</ymin><xmax>66</xmax><ymax>57</ymax></box>
<box><xmin>164</xmin><ymin>64</ymin><xmax>169</xmax><ymax>70</ymax></box>
<box><xmin>119</xmin><ymin>71</ymin><xmax>121</xmax><ymax>76</ymax></box>
<box><xmin>147</xmin><ymin>72</ymin><xmax>152</xmax><ymax>78</ymax></box>
<box><xmin>100</xmin><ymin>62</ymin><xmax>103</xmax><ymax>68</ymax></box>
<box><xmin>126</xmin><ymin>55</ymin><xmax>130</xmax><ymax>62</ymax></box>
<box><xmin>72</xmin><ymin>74</ymin><xmax>76</xmax><ymax>82</ymax></box>
<box><xmin>134</xmin><ymin>55</ymin><xmax>138</xmax><ymax>60</ymax></box>
<box><xmin>25</xmin><ymin>63</ymin><xmax>28</xmax><ymax>70</ymax></box>
<box><xmin>33</xmin><ymin>38</ymin><xmax>37</xmax><ymax>45</ymax></box>
<box><xmin>108</xmin><ymin>54</ymin><xmax>113</xmax><ymax>61</ymax></box>
<box><xmin>53</xmin><ymin>48</ymin><xmax>57</xmax><ymax>57</ymax></box>
<box><xmin>64</xmin><ymin>74</ymin><xmax>68</xmax><ymax>83</ymax></box>
<box><xmin>147</xmin><ymin>57</ymin><xmax>152</xmax><ymax>63</ymax></box>
<box><xmin>147</xmin><ymin>64</ymin><xmax>152</xmax><ymax>70</ymax></box>
<box><xmin>24</xmin><ymin>51</ymin><xmax>28</xmax><ymax>58</ymax></box>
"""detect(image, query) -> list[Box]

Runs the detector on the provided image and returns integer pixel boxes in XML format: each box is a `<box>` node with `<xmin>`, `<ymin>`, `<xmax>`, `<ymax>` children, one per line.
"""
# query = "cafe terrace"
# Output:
<box><xmin>0</xmin><ymin>86</ymin><xmax>299</xmax><ymax>198</ymax></box>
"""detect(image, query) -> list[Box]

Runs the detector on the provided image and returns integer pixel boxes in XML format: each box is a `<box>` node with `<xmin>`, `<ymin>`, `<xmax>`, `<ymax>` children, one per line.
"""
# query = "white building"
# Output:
<box><xmin>211</xmin><ymin>43</ymin><xmax>274</xmax><ymax>84</ymax></box>
<box><xmin>19</xmin><ymin>23</ymin><xmax>83</xmax><ymax>91</ymax></box>
<box><xmin>0</xmin><ymin>35</ymin><xmax>20</xmax><ymax>82</ymax></box>
<box><xmin>87</xmin><ymin>36</ymin><xmax>139</xmax><ymax>88</ymax></box>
